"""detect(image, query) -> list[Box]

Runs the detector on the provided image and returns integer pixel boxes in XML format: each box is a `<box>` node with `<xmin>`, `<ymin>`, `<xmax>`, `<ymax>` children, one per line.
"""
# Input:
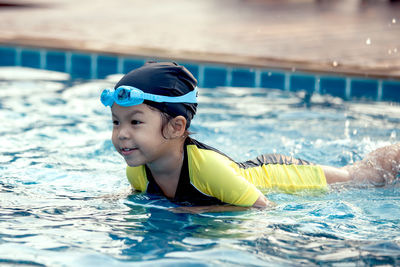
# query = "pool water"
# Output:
<box><xmin>0</xmin><ymin>67</ymin><xmax>400</xmax><ymax>266</ymax></box>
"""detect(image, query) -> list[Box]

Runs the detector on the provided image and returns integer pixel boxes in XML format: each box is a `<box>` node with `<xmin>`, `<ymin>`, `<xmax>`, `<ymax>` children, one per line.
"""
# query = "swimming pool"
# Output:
<box><xmin>0</xmin><ymin>66</ymin><xmax>400</xmax><ymax>266</ymax></box>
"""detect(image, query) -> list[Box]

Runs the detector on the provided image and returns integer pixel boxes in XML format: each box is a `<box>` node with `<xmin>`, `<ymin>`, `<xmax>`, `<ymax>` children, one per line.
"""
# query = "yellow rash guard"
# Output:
<box><xmin>126</xmin><ymin>137</ymin><xmax>327</xmax><ymax>206</ymax></box>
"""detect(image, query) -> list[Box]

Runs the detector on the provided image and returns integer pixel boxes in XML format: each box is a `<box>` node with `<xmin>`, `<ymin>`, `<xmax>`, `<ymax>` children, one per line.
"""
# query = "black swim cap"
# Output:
<box><xmin>115</xmin><ymin>62</ymin><xmax>198</xmax><ymax>128</ymax></box>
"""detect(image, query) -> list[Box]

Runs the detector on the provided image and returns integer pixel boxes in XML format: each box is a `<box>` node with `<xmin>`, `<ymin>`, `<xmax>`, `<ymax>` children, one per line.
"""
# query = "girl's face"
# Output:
<box><xmin>111</xmin><ymin>103</ymin><xmax>171</xmax><ymax>167</ymax></box>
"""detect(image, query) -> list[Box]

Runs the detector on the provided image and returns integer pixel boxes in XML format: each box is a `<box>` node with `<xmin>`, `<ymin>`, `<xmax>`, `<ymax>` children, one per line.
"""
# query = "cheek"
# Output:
<box><xmin>111</xmin><ymin>129</ymin><xmax>118</xmax><ymax>148</ymax></box>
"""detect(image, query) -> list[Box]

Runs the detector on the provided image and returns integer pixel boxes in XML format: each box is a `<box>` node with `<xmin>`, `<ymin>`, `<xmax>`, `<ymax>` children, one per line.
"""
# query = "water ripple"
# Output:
<box><xmin>0</xmin><ymin>68</ymin><xmax>400</xmax><ymax>266</ymax></box>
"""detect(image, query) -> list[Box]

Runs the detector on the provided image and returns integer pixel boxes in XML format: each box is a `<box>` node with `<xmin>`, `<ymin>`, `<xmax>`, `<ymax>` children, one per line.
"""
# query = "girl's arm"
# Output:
<box><xmin>170</xmin><ymin>205</ymin><xmax>250</xmax><ymax>214</ymax></box>
<box><xmin>170</xmin><ymin>192</ymin><xmax>275</xmax><ymax>214</ymax></box>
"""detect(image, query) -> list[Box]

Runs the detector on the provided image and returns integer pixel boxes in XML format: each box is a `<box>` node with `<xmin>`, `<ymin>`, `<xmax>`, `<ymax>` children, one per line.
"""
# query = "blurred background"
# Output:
<box><xmin>0</xmin><ymin>0</ymin><xmax>399</xmax><ymax>77</ymax></box>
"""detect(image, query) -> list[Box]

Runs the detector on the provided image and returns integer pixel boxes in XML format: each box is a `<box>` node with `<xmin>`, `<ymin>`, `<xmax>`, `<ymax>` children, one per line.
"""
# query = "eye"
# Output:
<box><xmin>131</xmin><ymin>120</ymin><xmax>142</xmax><ymax>125</ymax></box>
<box><xmin>113</xmin><ymin>120</ymin><xmax>120</xmax><ymax>126</ymax></box>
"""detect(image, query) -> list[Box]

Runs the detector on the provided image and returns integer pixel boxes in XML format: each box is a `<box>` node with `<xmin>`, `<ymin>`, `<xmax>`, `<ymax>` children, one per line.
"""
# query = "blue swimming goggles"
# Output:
<box><xmin>101</xmin><ymin>85</ymin><xmax>198</xmax><ymax>107</ymax></box>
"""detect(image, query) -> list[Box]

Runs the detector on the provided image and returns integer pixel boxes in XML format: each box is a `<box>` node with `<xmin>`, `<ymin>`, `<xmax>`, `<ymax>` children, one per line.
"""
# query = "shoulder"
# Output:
<box><xmin>126</xmin><ymin>165</ymin><xmax>148</xmax><ymax>192</ymax></box>
<box><xmin>186</xmin><ymin>137</ymin><xmax>234</xmax><ymax>160</ymax></box>
<box><xmin>185</xmin><ymin>138</ymin><xmax>237</xmax><ymax>174</ymax></box>
<box><xmin>185</xmin><ymin>137</ymin><xmax>235</xmax><ymax>165</ymax></box>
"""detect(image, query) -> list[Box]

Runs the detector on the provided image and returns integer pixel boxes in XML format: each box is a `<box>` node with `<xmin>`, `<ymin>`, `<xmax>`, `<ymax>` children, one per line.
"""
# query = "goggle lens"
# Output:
<box><xmin>100</xmin><ymin>89</ymin><xmax>114</xmax><ymax>107</ymax></box>
<box><xmin>117</xmin><ymin>88</ymin><xmax>129</xmax><ymax>101</ymax></box>
<box><xmin>114</xmin><ymin>87</ymin><xmax>144</xmax><ymax>106</ymax></box>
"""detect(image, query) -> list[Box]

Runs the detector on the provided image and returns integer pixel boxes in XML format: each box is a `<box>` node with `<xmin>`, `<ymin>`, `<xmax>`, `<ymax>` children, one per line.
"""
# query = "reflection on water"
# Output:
<box><xmin>0</xmin><ymin>67</ymin><xmax>399</xmax><ymax>266</ymax></box>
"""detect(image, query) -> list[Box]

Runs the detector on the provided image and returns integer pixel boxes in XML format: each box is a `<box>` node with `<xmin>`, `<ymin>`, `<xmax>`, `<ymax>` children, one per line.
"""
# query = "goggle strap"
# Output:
<box><xmin>143</xmin><ymin>88</ymin><xmax>197</xmax><ymax>104</ymax></box>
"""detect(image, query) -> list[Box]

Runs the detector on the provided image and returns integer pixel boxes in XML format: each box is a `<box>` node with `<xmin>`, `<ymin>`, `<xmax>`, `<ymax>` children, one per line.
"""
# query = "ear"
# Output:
<box><xmin>166</xmin><ymin>116</ymin><xmax>187</xmax><ymax>139</ymax></box>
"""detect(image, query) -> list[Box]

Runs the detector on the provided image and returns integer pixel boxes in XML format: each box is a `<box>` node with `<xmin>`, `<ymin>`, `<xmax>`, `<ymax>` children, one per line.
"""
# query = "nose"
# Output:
<box><xmin>118</xmin><ymin>124</ymin><xmax>131</xmax><ymax>140</ymax></box>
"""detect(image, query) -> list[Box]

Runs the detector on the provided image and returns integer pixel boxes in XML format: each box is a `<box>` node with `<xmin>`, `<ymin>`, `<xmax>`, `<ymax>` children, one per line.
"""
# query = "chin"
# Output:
<box><xmin>125</xmin><ymin>160</ymin><xmax>143</xmax><ymax>167</ymax></box>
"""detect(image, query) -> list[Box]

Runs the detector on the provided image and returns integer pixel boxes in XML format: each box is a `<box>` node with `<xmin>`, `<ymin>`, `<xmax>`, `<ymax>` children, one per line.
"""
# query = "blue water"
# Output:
<box><xmin>0</xmin><ymin>67</ymin><xmax>400</xmax><ymax>266</ymax></box>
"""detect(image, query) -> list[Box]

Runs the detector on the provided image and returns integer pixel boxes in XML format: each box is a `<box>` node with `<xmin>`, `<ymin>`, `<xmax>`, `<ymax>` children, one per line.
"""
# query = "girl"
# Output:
<box><xmin>101</xmin><ymin>62</ymin><xmax>400</xmax><ymax>211</ymax></box>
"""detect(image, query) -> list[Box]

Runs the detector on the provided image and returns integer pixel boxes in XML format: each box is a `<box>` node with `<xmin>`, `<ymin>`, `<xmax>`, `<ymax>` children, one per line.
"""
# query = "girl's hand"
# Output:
<box><xmin>252</xmin><ymin>193</ymin><xmax>276</xmax><ymax>208</ymax></box>
<box><xmin>169</xmin><ymin>205</ymin><xmax>250</xmax><ymax>214</ymax></box>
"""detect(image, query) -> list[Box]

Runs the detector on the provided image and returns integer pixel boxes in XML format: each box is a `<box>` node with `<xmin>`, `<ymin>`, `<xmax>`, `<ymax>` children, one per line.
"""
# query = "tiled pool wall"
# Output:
<box><xmin>1</xmin><ymin>45</ymin><xmax>400</xmax><ymax>102</ymax></box>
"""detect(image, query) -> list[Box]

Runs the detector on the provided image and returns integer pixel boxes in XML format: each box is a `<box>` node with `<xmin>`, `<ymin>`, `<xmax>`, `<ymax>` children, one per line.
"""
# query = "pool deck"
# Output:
<box><xmin>0</xmin><ymin>0</ymin><xmax>399</xmax><ymax>78</ymax></box>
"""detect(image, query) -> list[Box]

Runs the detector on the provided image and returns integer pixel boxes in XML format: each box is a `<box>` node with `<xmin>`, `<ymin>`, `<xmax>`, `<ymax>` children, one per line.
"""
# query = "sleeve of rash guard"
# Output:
<box><xmin>187</xmin><ymin>147</ymin><xmax>261</xmax><ymax>207</ymax></box>
<box><xmin>126</xmin><ymin>165</ymin><xmax>148</xmax><ymax>192</ymax></box>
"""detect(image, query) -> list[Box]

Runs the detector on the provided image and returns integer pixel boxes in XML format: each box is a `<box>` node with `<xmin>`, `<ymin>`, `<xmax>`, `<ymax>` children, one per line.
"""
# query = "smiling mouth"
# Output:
<box><xmin>120</xmin><ymin>147</ymin><xmax>137</xmax><ymax>156</ymax></box>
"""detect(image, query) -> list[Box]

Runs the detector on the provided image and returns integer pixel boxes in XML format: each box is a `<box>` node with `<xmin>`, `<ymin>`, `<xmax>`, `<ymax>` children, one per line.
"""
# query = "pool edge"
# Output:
<box><xmin>1</xmin><ymin>42</ymin><xmax>400</xmax><ymax>102</ymax></box>
<box><xmin>1</xmin><ymin>38</ymin><xmax>399</xmax><ymax>80</ymax></box>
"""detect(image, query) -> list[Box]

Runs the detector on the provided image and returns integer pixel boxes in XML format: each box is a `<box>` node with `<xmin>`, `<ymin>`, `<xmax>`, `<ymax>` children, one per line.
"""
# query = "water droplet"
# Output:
<box><xmin>393</xmin><ymin>18</ymin><xmax>397</xmax><ymax>24</ymax></box>
<box><xmin>332</xmin><ymin>61</ymin><xmax>339</xmax><ymax>67</ymax></box>
<box><xmin>366</xmin><ymin>38</ymin><xmax>371</xmax><ymax>45</ymax></box>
